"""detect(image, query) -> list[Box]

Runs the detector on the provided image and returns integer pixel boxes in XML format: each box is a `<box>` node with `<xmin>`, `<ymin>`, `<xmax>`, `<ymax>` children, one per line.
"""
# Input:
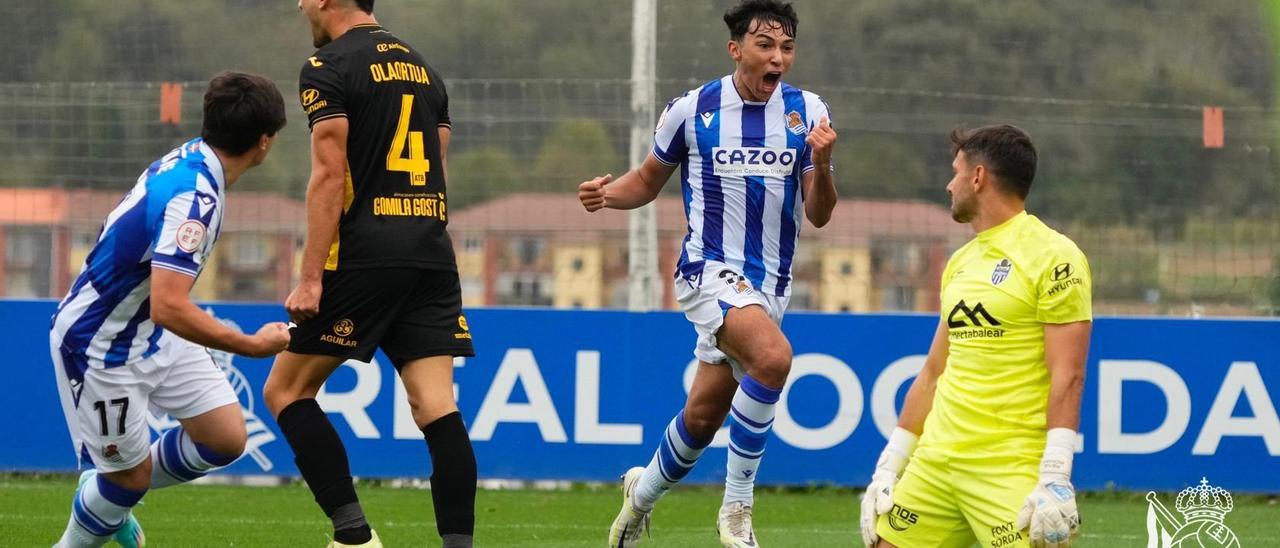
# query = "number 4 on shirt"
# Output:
<box><xmin>386</xmin><ymin>93</ymin><xmax>430</xmax><ymax>185</ymax></box>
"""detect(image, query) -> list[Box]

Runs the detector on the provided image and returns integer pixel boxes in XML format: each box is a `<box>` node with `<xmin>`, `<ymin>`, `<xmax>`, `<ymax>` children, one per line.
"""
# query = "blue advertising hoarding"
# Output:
<box><xmin>5</xmin><ymin>300</ymin><xmax>1278</xmax><ymax>493</ymax></box>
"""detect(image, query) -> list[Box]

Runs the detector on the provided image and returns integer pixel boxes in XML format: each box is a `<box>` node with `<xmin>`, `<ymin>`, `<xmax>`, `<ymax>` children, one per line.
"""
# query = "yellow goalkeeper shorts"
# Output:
<box><xmin>876</xmin><ymin>449</ymin><xmax>1039</xmax><ymax>548</ymax></box>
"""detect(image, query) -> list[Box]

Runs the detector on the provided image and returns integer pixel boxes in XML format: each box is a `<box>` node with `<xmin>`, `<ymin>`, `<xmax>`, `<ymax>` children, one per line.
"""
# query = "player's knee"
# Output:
<box><xmin>186</xmin><ymin>422</ymin><xmax>247</xmax><ymax>462</ymax></box>
<box><xmin>262</xmin><ymin>381</ymin><xmax>302</xmax><ymax>417</ymax></box>
<box><xmin>103</xmin><ymin>459</ymin><xmax>153</xmax><ymax>492</ymax></box>
<box><xmin>208</xmin><ymin>430</ymin><xmax>248</xmax><ymax>460</ymax></box>
<box><xmin>408</xmin><ymin>395</ymin><xmax>458</xmax><ymax>430</ymax></box>
<box><xmin>749</xmin><ymin>344</ymin><xmax>793</xmax><ymax>388</ymax></box>
<box><xmin>215</xmin><ymin>440</ymin><xmax>246</xmax><ymax>463</ymax></box>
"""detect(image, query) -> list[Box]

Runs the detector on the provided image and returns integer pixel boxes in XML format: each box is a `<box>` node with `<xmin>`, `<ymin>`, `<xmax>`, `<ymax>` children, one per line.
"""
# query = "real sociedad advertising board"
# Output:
<box><xmin>4</xmin><ymin>300</ymin><xmax>1278</xmax><ymax>493</ymax></box>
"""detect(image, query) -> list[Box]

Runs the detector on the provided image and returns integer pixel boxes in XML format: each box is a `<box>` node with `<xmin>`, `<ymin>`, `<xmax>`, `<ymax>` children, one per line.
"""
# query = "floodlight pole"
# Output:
<box><xmin>627</xmin><ymin>0</ymin><xmax>659</xmax><ymax>311</ymax></box>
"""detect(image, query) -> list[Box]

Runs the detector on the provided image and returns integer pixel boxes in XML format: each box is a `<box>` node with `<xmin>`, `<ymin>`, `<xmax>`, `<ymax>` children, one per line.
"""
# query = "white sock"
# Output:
<box><xmin>57</xmin><ymin>473</ymin><xmax>145</xmax><ymax>547</ymax></box>
<box><xmin>724</xmin><ymin>374</ymin><xmax>781</xmax><ymax>507</ymax></box>
<box><xmin>55</xmin><ymin>512</ymin><xmax>108</xmax><ymax>548</ymax></box>
<box><xmin>150</xmin><ymin>427</ymin><xmax>235</xmax><ymax>489</ymax></box>
<box><xmin>633</xmin><ymin>411</ymin><xmax>711</xmax><ymax>511</ymax></box>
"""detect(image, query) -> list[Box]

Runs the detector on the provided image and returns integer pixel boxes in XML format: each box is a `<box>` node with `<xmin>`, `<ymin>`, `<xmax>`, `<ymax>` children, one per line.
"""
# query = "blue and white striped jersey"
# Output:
<box><xmin>52</xmin><ymin>138</ymin><xmax>226</xmax><ymax>375</ymax></box>
<box><xmin>655</xmin><ymin>75</ymin><xmax>831</xmax><ymax>297</ymax></box>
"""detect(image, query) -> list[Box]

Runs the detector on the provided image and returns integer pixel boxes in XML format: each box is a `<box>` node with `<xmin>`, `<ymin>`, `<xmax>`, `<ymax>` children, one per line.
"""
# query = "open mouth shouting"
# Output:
<box><xmin>761</xmin><ymin>71</ymin><xmax>782</xmax><ymax>94</ymax></box>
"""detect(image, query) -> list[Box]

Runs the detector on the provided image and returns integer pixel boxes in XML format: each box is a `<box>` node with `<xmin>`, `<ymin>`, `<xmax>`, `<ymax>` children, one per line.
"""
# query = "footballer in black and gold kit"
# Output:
<box><xmin>290</xmin><ymin>23</ymin><xmax>472</xmax><ymax>362</ymax></box>
<box><xmin>299</xmin><ymin>26</ymin><xmax>455</xmax><ymax>272</ymax></box>
<box><xmin>265</xmin><ymin>2</ymin><xmax>476</xmax><ymax>548</ymax></box>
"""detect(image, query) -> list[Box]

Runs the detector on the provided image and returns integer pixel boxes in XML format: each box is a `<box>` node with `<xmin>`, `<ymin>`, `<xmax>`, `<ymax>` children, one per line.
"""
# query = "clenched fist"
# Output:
<box><xmin>807</xmin><ymin>116</ymin><xmax>837</xmax><ymax>170</ymax></box>
<box><xmin>245</xmin><ymin>321</ymin><xmax>291</xmax><ymax>358</ymax></box>
<box><xmin>578</xmin><ymin>174</ymin><xmax>613</xmax><ymax>212</ymax></box>
<box><xmin>285</xmin><ymin>280</ymin><xmax>322</xmax><ymax>322</ymax></box>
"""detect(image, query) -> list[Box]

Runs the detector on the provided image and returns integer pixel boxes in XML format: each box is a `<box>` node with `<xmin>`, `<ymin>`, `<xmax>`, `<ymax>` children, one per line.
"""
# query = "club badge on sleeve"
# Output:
<box><xmin>176</xmin><ymin>220</ymin><xmax>207</xmax><ymax>253</ymax></box>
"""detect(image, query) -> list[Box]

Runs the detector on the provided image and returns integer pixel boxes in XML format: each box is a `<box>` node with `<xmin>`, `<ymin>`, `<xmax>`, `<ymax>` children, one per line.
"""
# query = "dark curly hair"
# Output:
<box><xmin>724</xmin><ymin>0</ymin><xmax>797</xmax><ymax>41</ymax></box>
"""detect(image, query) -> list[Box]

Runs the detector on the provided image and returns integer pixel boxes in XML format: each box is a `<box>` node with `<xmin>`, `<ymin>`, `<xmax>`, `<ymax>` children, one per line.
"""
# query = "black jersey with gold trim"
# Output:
<box><xmin>299</xmin><ymin>24</ymin><xmax>455</xmax><ymax>271</ymax></box>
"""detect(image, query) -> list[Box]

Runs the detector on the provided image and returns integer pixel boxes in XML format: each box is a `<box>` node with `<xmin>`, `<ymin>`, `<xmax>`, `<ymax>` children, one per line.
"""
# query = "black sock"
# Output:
<box><xmin>330</xmin><ymin>503</ymin><xmax>372</xmax><ymax>544</ymax></box>
<box><xmin>277</xmin><ymin>398</ymin><xmax>370</xmax><ymax>543</ymax></box>
<box><xmin>423</xmin><ymin>411</ymin><xmax>477</xmax><ymax>538</ymax></box>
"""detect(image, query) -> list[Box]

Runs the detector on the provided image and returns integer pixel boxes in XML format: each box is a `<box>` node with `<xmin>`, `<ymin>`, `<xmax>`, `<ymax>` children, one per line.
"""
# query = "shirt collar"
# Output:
<box><xmin>976</xmin><ymin>210</ymin><xmax>1028</xmax><ymax>244</ymax></box>
<box><xmin>196</xmin><ymin>138</ymin><xmax>227</xmax><ymax>194</ymax></box>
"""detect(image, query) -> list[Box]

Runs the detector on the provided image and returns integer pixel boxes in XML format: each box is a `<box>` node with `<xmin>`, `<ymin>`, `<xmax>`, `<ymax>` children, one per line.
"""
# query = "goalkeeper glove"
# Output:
<box><xmin>1016</xmin><ymin>428</ymin><xmax>1081</xmax><ymax>548</ymax></box>
<box><xmin>860</xmin><ymin>427</ymin><xmax>917</xmax><ymax>548</ymax></box>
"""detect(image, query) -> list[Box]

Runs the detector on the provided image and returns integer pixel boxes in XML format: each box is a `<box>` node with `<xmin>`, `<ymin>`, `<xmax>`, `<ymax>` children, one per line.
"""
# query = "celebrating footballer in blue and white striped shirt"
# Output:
<box><xmin>54</xmin><ymin>141</ymin><xmax>227</xmax><ymax>371</ymax></box>
<box><xmin>651</xmin><ymin>66</ymin><xmax>832</xmax><ymax>298</ymax></box>
<box><xmin>50</xmin><ymin>73</ymin><xmax>291</xmax><ymax>548</ymax></box>
<box><xmin>579</xmin><ymin>2</ymin><xmax>837</xmax><ymax>546</ymax></box>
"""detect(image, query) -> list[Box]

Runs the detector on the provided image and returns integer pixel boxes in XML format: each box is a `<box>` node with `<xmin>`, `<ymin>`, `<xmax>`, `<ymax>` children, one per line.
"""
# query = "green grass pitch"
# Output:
<box><xmin>4</xmin><ymin>474</ymin><xmax>1276</xmax><ymax>546</ymax></box>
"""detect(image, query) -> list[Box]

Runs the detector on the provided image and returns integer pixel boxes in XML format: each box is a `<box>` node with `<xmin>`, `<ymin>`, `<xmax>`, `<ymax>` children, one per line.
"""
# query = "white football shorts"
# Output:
<box><xmin>51</xmin><ymin>330</ymin><xmax>238</xmax><ymax>473</ymax></box>
<box><xmin>675</xmin><ymin>260</ymin><xmax>790</xmax><ymax>379</ymax></box>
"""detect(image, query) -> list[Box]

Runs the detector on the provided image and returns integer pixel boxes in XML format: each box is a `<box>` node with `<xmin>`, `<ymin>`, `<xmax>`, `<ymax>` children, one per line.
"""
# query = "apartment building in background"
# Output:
<box><xmin>449</xmin><ymin>193</ymin><xmax>967</xmax><ymax>312</ymax></box>
<box><xmin>0</xmin><ymin>188</ymin><xmax>304</xmax><ymax>302</ymax></box>
<box><xmin>2</xmin><ymin>189</ymin><xmax>965</xmax><ymax>312</ymax></box>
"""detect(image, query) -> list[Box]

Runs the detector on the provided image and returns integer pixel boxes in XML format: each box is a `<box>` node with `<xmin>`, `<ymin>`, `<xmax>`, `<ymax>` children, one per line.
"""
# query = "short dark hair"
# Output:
<box><xmin>950</xmin><ymin>124</ymin><xmax>1038</xmax><ymax>199</ymax></box>
<box><xmin>201</xmin><ymin>72</ymin><xmax>286</xmax><ymax>156</ymax></box>
<box><xmin>724</xmin><ymin>0</ymin><xmax>797</xmax><ymax>41</ymax></box>
<box><xmin>354</xmin><ymin>0</ymin><xmax>374</xmax><ymax>14</ymax></box>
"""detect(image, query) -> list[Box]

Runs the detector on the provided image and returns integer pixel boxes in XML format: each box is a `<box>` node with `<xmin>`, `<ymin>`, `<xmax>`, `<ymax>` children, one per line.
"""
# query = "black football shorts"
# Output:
<box><xmin>288</xmin><ymin>268</ymin><xmax>475</xmax><ymax>368</ymax></box>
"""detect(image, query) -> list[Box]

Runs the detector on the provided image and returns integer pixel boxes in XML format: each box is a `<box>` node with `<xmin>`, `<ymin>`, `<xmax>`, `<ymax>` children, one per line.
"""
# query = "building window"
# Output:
<box><xmin>462</xmin><ymin>236</ymin><xmax>484</xmax><ymax>252</ymax></box>
<box><xmin>74</xmin><ymin>230</ymin><xmax>99</xmax><ymax>249</ymax></box>
<box><xmin>881</xmin><ymin>286</ymin><xmax>916</xmax><ymax>311</ymax></box>
<box><xmin>515</xmin><ymin>238</ymin><xmax>543</xmax><ymax>266</ymax></box>
<box><xmin>232</xmin><ymin>277</ymin><xmax>263</xmax><ymax>297</ymax></box>
<box><xmin>495</xmin><ymin>272</ymin><xmax>553</xmax><ymax>306</ymax></box>
<box><xmin>459</xmin><ymin>278</ymin><xmax>484</xmax><ymax>304</ymax></box>
<box><xmin>840</xmin><ymin>261</ymin><xmax>853</xmax><ymax>276</ymax></box>
<box><xmin>513</xmin><ymin>278</ymin><xmax>532</xmax><ymax>298</ymax></box>
<box><xmin>229</xmin><ymin>237</ymin><xmax>269</xmax><ymax>269</ymax></box>
<box><xmin>5</xmin><ymin>227</ymin><xmax>53</xmax><ymax>298</ymax></box>
<box><xmin>872</xmin><ymin>241</ymin><xmax>923</xmax><ymax>276</ymax></box>
<box><xmin>571</xmin><ymin>257</ymin><xmax>584</xmax><ymax>272</ymax></box>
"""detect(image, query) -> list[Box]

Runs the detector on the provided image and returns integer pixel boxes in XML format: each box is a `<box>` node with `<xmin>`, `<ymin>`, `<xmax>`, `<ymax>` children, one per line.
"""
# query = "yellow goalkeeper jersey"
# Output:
<box><xmin>919</xmin><ymin>210</ymin><xmax>1092</xmax><ymax>460</ymax></box>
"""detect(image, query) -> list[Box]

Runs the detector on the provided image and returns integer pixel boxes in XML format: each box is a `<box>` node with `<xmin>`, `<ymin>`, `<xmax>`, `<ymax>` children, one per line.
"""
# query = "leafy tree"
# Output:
<box><xmin>448</xmin><ymin>147</ymin><xmax>521</xmax><ymax>209</ymax></box>
<box><xmin>533</xmin><ymin>119</ymin><xmax>621</xmax><ymax>192</ymax></box>
<box><xmin>0</xmin><ymin>0</ymin><xmax>1274</xmax><ymax>223</ymax></box>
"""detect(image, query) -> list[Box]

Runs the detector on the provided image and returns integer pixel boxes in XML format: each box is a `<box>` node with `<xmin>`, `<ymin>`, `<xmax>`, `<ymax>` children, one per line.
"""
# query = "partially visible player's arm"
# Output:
<box><xmin>1044</xmin><ymin>320</ymin><xmax>1090</xmax><ymax>431</ymax></box>
<box><xmin>860</xmin><ymin>318</ymin><xmax>948</xmax><ymax>547</ymax></box>
<box><xmin>897</xmin><ymin>318</ymin><xmax>950</xmax><ymax>434</ymax></box>
<box><xmin>438</xmin><ymin>126</ymin><xmax>450</xmax><ymax>183</ymax></box>
<box><xmin>286</xmin><ymin>116</ymin><xmax>349</xmax><ymax>321</ymax></box>
<box><xmin>578</xmin><ymin>153</ymin><xmax>677</xmax><ymax>211</ymax></box>
<box><xmin>1017</xmin><ymin>320</ymin><xmax>1090</xmax><ymax>546</ymax></box>
<box><xmin>802</xmin><ymin>117</ymin><xmax>838</xmax><ymax>227</ymax></box>
<box><xmin>151</xmin><ymin>268</ymin><xmax>290</xmax><ymax>358</ymax></box>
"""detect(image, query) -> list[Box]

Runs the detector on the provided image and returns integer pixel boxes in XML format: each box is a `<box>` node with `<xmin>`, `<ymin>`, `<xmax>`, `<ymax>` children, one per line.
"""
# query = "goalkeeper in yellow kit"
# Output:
<box><xmin>860</xmin><ymin>125</ymin><xmax>1092</xmax><ymax>548</ymax></box>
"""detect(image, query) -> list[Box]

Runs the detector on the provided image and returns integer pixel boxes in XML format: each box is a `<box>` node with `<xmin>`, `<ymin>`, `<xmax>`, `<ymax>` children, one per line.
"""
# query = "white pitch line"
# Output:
<box><xmin>0</xmin><ymin>512</ymin><xmax>847</xmax><ymax>534</ymax></box>
<box><xmin>4</xmin><ymin>511</ymin><xmax>1276</xmax><ymax>543</ymax></box>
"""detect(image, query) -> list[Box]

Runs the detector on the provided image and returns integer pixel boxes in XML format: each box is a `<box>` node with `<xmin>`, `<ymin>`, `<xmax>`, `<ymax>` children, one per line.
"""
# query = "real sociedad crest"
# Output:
<box><xmin>786</xmin><ymin>111</ymin><xmax>807</xmax><ymax>136</ymax></box>
<box><xmin>1145</xmin><ymin>478</ymin><xmax>1239</xmax><ymax>548</ymax></box>
<box><xmin>147</xmin><ymin>309</ymin><xmax>276</xmax><ymax>471</ymax></box>
<box><xmin>991</xmin><ymin>258</ymin><xmax>1012</xmax><ymax>285</ymax></box>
